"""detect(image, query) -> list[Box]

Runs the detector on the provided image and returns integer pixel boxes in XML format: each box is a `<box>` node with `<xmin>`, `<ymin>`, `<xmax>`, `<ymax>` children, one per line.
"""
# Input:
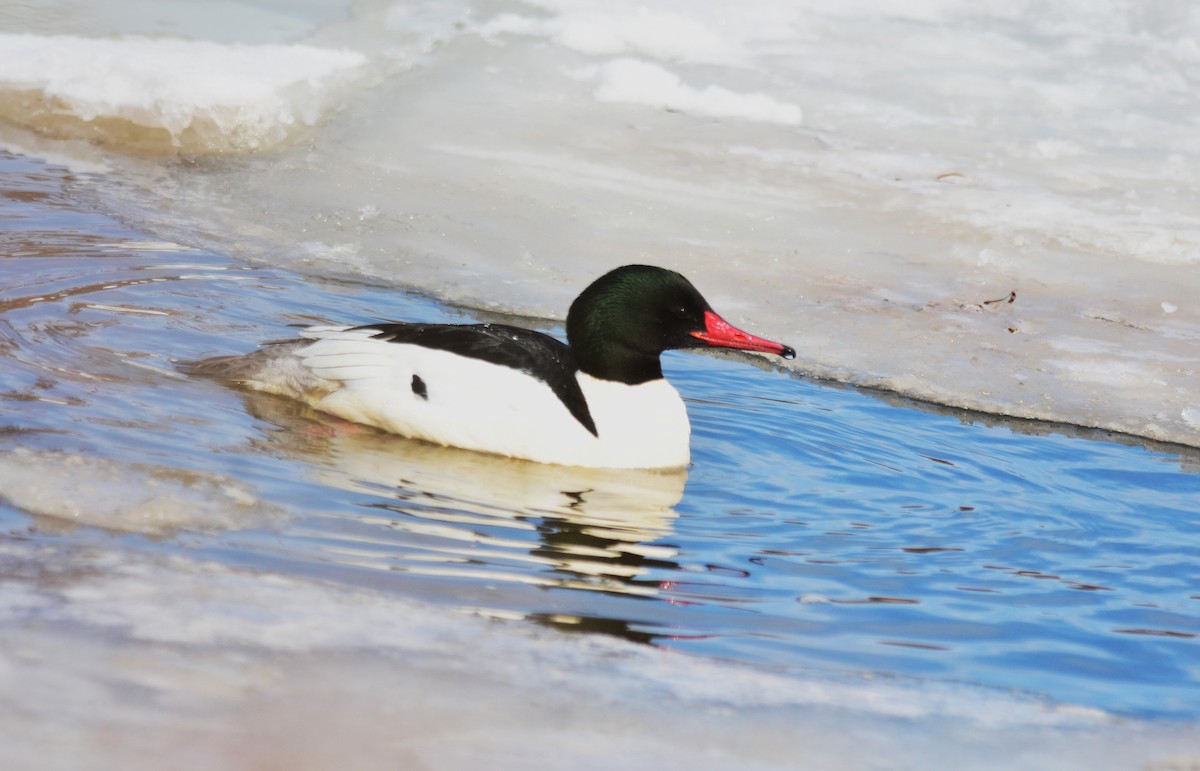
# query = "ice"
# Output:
<box><xmin>2</xmin><ymin>8</ymin><xmax>1199</xmax><ymax>761</ymax></box>
<box><xmin>2</xmin><ymin>537</ymin><xmax>1197</xmax><ymax>771</ymax></box>
<box><xmin>0</xmin><ymin>33</ymin><xmax>367</xmax><ymax>154</ymax></box>
<box><xmin>0</xmin><ymin>448</ymin><xmax>284</xmax><ymax>535</ymax></box>
<box><xmin>0</xmin><ymin>0</ymin><xmax>1197</xmax><ymax>446</ymax></box>
<box><xmin>0</xmin><ymin>0</ymin><xmax>351</xmax><ymax>43</ymax></box>
<box><xmin>588</xmin><ymin>59</ymin><xmax>803</xmax><ymax>125</ymax></box>
<box><xmin>483</xmin><ymin>7</ymin><xmax>748</xmax><ymax>64</ymax></box>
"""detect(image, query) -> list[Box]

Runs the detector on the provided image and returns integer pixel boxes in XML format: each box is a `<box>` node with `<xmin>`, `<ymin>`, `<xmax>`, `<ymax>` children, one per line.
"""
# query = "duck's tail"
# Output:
<box><xmin>178</xmin><ymin>340</ymin><xmax>334</xmax><ymax>400</ymax></box>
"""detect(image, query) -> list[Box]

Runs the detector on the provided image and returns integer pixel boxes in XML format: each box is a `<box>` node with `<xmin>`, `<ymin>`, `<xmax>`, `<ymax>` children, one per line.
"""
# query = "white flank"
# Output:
<box><xmin>248</xmin><ymin>327</ymin><xmax>693</xmax><ymax>469</ymax></box>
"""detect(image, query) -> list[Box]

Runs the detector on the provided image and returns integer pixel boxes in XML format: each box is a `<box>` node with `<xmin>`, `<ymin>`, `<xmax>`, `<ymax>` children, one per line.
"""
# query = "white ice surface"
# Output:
<box><xmin>0</xmin><ymin>0</ymin><xmax>1197</xmax><ymax>447</ymax></box>
<box><xmin>586</xmin><ymin>58</ymin><xmax>803</xmax><ymax>125</ymax></box>
<box><xmin>1</xmin><ymin>538</ymin><xmax>1197</xmax><ymax>771</ymax></box>
<box><xmin>0</xmin><ymin>449</ymin><xmax>284</xmax><ymax>535</ymax></box>
<box><xmin>0</xmin><ymin>32</ymin><xmax>367</xmax><ymax>153</ymax></box>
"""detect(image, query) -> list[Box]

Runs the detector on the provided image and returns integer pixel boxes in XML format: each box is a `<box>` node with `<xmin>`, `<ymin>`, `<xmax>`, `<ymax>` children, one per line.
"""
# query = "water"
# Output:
<box><xmin>2</xmin><ymin>1</ymin><xmax>1200</xmax><ymax>763</ymax></box>
<box><xmin>200</xmin><ymin>348</ymin><xmax>1200</xmax><ymax>717</ymax></box>
<box><xmin>3</xmin><ymin>152</ymin><xmax>1200</xmax><ymax>770</ymax></box>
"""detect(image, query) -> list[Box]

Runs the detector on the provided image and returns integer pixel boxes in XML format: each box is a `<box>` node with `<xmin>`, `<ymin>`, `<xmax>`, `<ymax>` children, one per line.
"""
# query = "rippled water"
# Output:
<box><xmin>3</xmin><ymin>151</ymin><xmax>1199</xmax><ymax>722</ymax></box>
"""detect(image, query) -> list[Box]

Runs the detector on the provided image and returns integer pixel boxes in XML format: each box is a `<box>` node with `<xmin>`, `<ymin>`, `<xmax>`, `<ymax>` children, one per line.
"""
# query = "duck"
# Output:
<box><xmin>186</xmin><ymin>264</ymin><xmax>795</xmax><ymax>469</ymax></box>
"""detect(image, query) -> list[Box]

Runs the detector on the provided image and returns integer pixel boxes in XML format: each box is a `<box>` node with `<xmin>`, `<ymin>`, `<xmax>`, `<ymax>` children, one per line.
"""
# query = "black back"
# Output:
<box><xmin>354</xmin><ymin>322</ymin><xmax>598</xmax><ymax>436</ymax></box>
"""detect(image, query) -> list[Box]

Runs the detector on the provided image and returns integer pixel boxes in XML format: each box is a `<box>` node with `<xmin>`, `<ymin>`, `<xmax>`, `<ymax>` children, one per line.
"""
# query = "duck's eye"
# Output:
<box><xmin>672</xmin><ymin>305</ymin><xmax>691</xmax><ymax>320</ymax></box>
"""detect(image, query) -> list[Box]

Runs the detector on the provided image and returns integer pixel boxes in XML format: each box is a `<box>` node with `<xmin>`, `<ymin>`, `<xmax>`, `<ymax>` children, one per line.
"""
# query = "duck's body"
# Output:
<box><xmin>209</xmin><ymin>322</ymin><xmax>692</xmax><ymax>468</ymax></box>
<box><xmin>187</xmin><ymin>265</ymin><xmax>794</xmax><ymax>469</ymax></box>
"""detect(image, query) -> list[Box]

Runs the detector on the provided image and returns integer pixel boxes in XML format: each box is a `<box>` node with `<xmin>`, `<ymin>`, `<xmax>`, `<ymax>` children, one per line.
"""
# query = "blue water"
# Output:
<box><xmin>2</xmin><ymin>151</ymin><xmax>1198</xmax><ymax>720</ymax></box>
<box><xmin>681</xmin><ymin>357</ymin><xmax>1200</xmax><ymax>715</ymax></box>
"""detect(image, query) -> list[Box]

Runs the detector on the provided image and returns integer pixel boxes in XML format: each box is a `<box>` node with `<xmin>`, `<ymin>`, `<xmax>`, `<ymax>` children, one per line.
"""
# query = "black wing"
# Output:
<box><xmin>353</xmin><ymin>322</ymin><xmax>598</xmax><ymax>437</ymax></box>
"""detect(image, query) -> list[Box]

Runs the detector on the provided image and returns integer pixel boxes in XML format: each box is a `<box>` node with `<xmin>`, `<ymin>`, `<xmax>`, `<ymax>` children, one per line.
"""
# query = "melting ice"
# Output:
<box><xmin>1</xmin><ymin>2</ymin><xmax>1199</xmax><ymax>768</ymax></box>
<box><xmin>1</xmin><ymin>0</ymin><xmax>1198</xmax><ymax>446</ymax></box>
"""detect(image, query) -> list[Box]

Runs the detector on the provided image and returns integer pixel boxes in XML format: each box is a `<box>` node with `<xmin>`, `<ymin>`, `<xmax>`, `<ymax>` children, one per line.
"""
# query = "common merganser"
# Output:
<box><xmin>186</xmin><ymin>265</ymin><xmax>795</xmax><ymax>469</ymax></box>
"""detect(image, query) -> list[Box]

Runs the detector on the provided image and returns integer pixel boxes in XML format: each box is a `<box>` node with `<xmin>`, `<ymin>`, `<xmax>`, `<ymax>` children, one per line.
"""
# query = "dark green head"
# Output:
<box><xmin>566</xmin><ymin>265</ymin><xmax>795</xmax><ymax>384</ymax></box>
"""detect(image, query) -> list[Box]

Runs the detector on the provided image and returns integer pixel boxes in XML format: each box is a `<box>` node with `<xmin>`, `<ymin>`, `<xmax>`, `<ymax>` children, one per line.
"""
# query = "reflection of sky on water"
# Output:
<box><xmin>1</xmin><ymin>147</ymin><xmax>1199</xmax><ymax>771</ymax></box>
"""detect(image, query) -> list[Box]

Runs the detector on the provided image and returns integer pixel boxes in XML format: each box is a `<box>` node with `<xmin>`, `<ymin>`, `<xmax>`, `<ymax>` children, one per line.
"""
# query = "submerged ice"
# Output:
<box><xmin>4</xmin><ymin>538</ymin><xmax>1198</xmax><ymax>771</ymax></box>
<box><xmin>0</xmin><ymin>448</ymin><xmax>284</xmax><ymax>535</ymax></box>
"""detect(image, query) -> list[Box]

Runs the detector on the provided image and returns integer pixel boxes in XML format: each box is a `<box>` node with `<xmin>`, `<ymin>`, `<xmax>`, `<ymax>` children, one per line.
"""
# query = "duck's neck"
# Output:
<box><xmin>571</xmin><ymin>340</ymin><xmax>664</xmax><ymax>385</ymax></box>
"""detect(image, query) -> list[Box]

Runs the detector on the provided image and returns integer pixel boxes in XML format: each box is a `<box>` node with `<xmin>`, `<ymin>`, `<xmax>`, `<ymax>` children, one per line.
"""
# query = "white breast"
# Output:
<box><xmin>574</xmin><ymin>373</ymin><xmax>691</xmax><ymax>469</ymax></box>
<box><xmin>268</xmin><ymin>327</ymin><xmax>692</xmax><ymax>469</ymax></box>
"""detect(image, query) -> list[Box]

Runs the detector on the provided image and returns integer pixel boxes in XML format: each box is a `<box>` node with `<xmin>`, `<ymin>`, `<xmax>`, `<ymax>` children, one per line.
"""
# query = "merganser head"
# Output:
<box><xmin>566</xmin><ymin>264</ymin><xmax>795</xmax><ymax>384</ymax></box>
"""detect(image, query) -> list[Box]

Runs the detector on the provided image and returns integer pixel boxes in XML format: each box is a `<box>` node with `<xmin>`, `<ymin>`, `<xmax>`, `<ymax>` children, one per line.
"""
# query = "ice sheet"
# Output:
<box><xmin>0</xmin><ymin>32</ymin><xmax>367</xmax><ymax>154</ymax></box>
<box><xmin>0</xmin><ymin>0</ymin><xmax>1197</xmax><ymax>449</ymax></box>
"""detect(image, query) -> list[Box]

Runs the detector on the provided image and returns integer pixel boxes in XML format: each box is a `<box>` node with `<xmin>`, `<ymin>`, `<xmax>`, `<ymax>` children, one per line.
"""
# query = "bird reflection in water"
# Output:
<box><xmin>238</xmin><ymin>391</ymin><xmax>687</xmax><ymax>642</ymax></box>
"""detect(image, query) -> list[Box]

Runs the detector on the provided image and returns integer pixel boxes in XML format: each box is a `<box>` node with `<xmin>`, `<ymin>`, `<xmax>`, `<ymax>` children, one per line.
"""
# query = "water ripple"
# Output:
<box><xmin>3</xmin><ymin>152</ymin><xmax>1199</xmax><ymax>718</ymax></box>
